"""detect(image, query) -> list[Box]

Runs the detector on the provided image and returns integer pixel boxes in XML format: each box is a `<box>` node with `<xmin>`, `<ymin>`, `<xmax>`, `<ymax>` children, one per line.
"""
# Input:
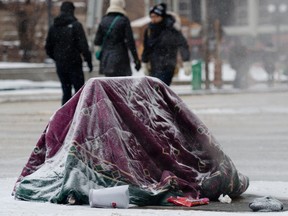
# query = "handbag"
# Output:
<box><xmin>95</xmin><ymin>49</ymin><xmax>102</xmax><ymax>60</ymax></box>
<box><xmin>95</xmin><ymin>15</ymin><xmax>120</xmax><ymax>60</ymax></box>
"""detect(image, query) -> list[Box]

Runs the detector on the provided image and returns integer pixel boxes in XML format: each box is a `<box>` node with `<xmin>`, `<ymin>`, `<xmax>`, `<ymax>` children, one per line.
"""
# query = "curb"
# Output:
<box><xmin>171</xmin><ymin>84</ymin><xmax>288</xmax><ymax>96</ymax></box>
<box><xmin>0</xmin><ymin>83</ymin><xmax>287</xmax><ymax>103</ymax></box>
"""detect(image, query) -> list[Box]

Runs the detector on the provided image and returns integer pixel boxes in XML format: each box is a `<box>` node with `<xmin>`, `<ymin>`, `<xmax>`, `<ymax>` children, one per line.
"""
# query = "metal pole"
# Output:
<box><xmin>214</xmin><ymin>19</ymin><xmax>222</xmax><ymax>88</ymax></box>
<box><xmin>86</xmin><ymin>0</ymin><xmax>97</xmax><ymax>65</ymax></box>
<box><xmin>86</xmin><ymin>0</ymin><xmax>103</xmax><ymax>39</ymax></box>
<box><xmin>172</xmin><ymin>0</ymin><xmax>178</xmax><ymax>14</ymax></box>
<box><xmin>97</xmin><ymin>0</ymin><xmax>104</xmax><ymax>23</ymax></box>
<box><xmin>86</xmin><ymin>0</ymin><xmax>103</xmax><ymax>75</ymax></box>
<box><xmin>144</xmin><ymin>0</ymin><xmax>150</xmax><ymax>15</ymax></box>
<box><xmin>86</xmin><ymin>0</ymin><xmax>96</xmax><ymax>29</ymax></box>
<box><xmin>276</xmin><ymin>18</ymin><xmax>280</xmax><ymax>55</ymax></box>
<box><xmin>201</xmin><ymin>0</ymin><xmax>210</xmax><ymax>89</ymax></box>
<box><xmin>47</xmin><ymin>0</ymin><xmax>52</xmax><ymax>28</ymax></box>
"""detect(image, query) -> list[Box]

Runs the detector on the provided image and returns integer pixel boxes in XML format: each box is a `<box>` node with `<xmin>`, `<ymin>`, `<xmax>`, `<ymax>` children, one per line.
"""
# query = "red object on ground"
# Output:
<box><xmin>167</xmin><ymin>196</ymin><xmax>209</xmax><ymax>207</ymax></box>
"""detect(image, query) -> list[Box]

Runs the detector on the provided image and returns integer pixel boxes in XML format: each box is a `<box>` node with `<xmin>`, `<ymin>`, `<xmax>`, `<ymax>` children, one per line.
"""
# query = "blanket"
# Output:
<box><xmin>13</xmin><ymin>77</ymin><xmax>249</xmax><ymax>205</ymax></box>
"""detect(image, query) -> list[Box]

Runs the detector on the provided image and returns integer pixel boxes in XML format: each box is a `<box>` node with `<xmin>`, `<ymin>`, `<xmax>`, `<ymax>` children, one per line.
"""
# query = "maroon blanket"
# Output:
<box><xmin>14</xmin><ymin>77</ymin><xmax>249</xmax><ymax>205</ymax></box>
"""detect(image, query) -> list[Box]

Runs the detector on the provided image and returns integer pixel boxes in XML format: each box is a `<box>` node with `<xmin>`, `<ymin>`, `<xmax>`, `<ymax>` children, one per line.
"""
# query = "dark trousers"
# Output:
<box><xmin>56</xmin><ymin>62</ymin><xmax>84</xmax><ymax>105</ymax></box>
<box><xmin>264</xmin><ymin>64</ymin><xmax>275</xmax><ymax>86</ymax></box>
<box><xmin>151</xmin><ymin>66</ymin><xmax>175</xmax><ymax>86</ymax></box>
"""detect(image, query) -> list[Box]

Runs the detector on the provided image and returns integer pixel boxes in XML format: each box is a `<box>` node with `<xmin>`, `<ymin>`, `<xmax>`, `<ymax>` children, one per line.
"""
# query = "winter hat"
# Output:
<box><xmin>106</xmin><ymin>0</ymin><xmax>127</xmax><ymax>16</ymax></box>
<box><xmin>149</xmin><ymin>3</ymin><xmax>167</xmax><ymax>17</ymax></box>
<box><xmin>60</xmin><ymin>1</ymin><xmax>75</xmax><ymax>14</ymax></box>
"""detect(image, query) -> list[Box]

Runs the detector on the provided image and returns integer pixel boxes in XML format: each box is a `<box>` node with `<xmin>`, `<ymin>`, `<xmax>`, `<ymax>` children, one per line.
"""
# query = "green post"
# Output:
<box><xmin>192</xmin><ymin>61</ymin><xmax>202</xmax><ymax>90</ymax></box>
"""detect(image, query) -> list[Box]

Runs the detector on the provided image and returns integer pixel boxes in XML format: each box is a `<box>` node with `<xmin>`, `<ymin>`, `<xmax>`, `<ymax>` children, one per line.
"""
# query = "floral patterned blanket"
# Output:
<box><xmin>14</xmin><ymin>77</ymin><xmax>249</xmax><ymax>205</ymax></box>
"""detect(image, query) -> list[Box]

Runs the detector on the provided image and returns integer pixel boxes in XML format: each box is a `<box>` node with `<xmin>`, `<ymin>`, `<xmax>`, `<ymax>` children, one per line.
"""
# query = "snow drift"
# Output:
<box><xmin>13</xmin><ymin>77</ymin><xmax>249</xmax><ymax>205</ymax></box>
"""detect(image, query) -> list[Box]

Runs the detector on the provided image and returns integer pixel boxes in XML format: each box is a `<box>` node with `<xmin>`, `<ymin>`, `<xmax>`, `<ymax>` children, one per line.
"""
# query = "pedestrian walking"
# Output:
<box><xmin>262</xmin><ymin>42</ymin><xmax>276</xmax><ymax>86</ymax></box>
<box><xmin>228</xmin><ymin>38</ymin><xmax>249</xmax><ymax>89</ymax></box>
<box><xmin>45</xmin><ymin>1</ymin><xmax>93</xmax><ymax>105</ymax></box>
<box><xmin>94</xmin><ymin>0</ymin><xmax>141</xmax><ymax>77</ymax></box>
<box><xmin>141</xmin><ymin>3</ymin><xmax>191</xmax><ymax>86</ymax></box>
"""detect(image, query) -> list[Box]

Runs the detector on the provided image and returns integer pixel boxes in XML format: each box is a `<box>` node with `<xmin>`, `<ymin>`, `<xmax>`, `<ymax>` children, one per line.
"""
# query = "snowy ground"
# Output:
<box><xmin>1</xmin><ymin>178</ymin><xmax>288</xmax><ymax>216</ymax></box>
<box><xmin>1</xmin><ymin>61</ymin><xmax>287</xmax><ymax>90</ymax></box>
<box><xmin>0</xmin><ymin>61</ymin><xmax>287</xmax><ymax>100</ymax></box>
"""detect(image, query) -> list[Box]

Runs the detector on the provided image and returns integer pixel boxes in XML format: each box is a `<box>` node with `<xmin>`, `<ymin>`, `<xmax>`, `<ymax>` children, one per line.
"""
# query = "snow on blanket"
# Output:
<box><xmin>13</xmin><ymin>77</ymin><xmax>249</xmax><ymax>206</ymax></box>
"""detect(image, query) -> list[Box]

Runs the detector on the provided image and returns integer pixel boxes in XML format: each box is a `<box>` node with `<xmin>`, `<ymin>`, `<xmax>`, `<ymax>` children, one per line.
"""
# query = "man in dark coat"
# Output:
<box><xmin>141</xmin><ymin>3</ymin><xmax>191</xmax><ymax>86</ymax></box>
<box><xmin>94</xmin><ymin>0</ymin><xmax>141</xmax><ymax>76</ymax></box>
<box><xmin>45</xmin><ymin>1</ymin><xmax>93</xmax><ymax>105</ymax></box>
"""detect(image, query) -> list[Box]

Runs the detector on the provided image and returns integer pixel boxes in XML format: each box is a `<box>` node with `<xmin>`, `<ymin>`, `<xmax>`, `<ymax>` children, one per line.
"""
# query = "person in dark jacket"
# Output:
<box><xmin>94</xmin><ymin>0</ymin><xmax>141</xmax><ymax>77</ymax></box>
<box><xmin>141</xmin><ymin>3</ymin><xmax>191</xmax><ymax>86</ymax></box>
<box><xmin>45</xmin><ymin>1</ymin><xmax>93</xmax><ymax>105</ymax></box>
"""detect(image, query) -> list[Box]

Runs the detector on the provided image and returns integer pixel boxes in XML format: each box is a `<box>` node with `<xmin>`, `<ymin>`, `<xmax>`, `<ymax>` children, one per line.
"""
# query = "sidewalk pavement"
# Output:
<box><xmin>0</xmin><ymin>79</ymin><xmax>287</xmax><ymax>103</ymax></box>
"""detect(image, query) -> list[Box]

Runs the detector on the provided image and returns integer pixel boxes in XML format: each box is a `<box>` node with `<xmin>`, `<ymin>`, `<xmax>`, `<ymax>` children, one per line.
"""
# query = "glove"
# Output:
<box><xmin>134</xmin><ymin>59</ymin><xmax>141</xmax><ymax>71</ymax></box>
<box><xmin>87</xmin><ymin>61</ymin><xmax>93</xmax><ymax>73</ymax></box>
<box><xmin>142</xmin><ymin>63</ymin><xmax>149</xmax><ymax>76</ymax></box>
<box><xmin>183</xmin><ymin>61</ymin><xmax>191</xmax><ymax>76</ymax></box>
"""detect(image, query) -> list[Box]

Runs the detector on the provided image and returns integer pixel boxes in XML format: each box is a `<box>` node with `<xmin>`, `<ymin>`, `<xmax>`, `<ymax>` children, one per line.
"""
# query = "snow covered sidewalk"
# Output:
<box><xmin>0</xmin><ymin>77</ymin><xmax>287</xmax><ymax>103</ymax></box>
<box><xmin>1</xmin><ymin>178</ymin><xmax>288</xmax><ymax>216</ymax></box>
<box><xmin>0</xmin><ymin>62</ymin><xmax>287</xmax><ymax>102</ymax></box>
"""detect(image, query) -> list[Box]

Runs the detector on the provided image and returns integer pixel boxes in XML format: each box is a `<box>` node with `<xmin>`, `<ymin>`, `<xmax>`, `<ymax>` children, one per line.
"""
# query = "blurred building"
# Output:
<box><xmin>0</xmin><ymin>0</ymin><xmax>287</xmax><ymax>62</ymax></box>
<box><xmin>0</xmin><ymin>0</ymin><xmax>145</xmax><ymax>63</ymax></box>
<box><xmin>180</xmin><ymin>0</ymin><xmax>288</xmax><ymax>62</ymax></box>
<box><xmin>0</xmin><ymin>0</ymin><xmax>88</xmax><ymax>62</ymax></box>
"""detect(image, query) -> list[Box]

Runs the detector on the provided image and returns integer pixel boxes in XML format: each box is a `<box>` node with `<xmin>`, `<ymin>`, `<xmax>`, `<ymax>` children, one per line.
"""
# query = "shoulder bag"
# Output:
<box><xmin>96</xmin><ymin>15</ymin><xmax>120</xmax><ymax>60</ymax></box>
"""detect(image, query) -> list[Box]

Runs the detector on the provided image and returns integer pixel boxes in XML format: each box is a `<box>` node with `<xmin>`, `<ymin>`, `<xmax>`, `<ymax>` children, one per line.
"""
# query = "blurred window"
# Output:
<box><xmin>258</xmin><ymin>0</ymin><xmax>288</xmax><ymax>25</ymax></box>
<box><xmin>231</xmin><ymin>0</ymin><xmax>248</xmax><ymax>26</ymax></box>
<box><xmin>210</xmin><ymin>0</ymin><xmax>248</xmax><ymax>26</ymax></box>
